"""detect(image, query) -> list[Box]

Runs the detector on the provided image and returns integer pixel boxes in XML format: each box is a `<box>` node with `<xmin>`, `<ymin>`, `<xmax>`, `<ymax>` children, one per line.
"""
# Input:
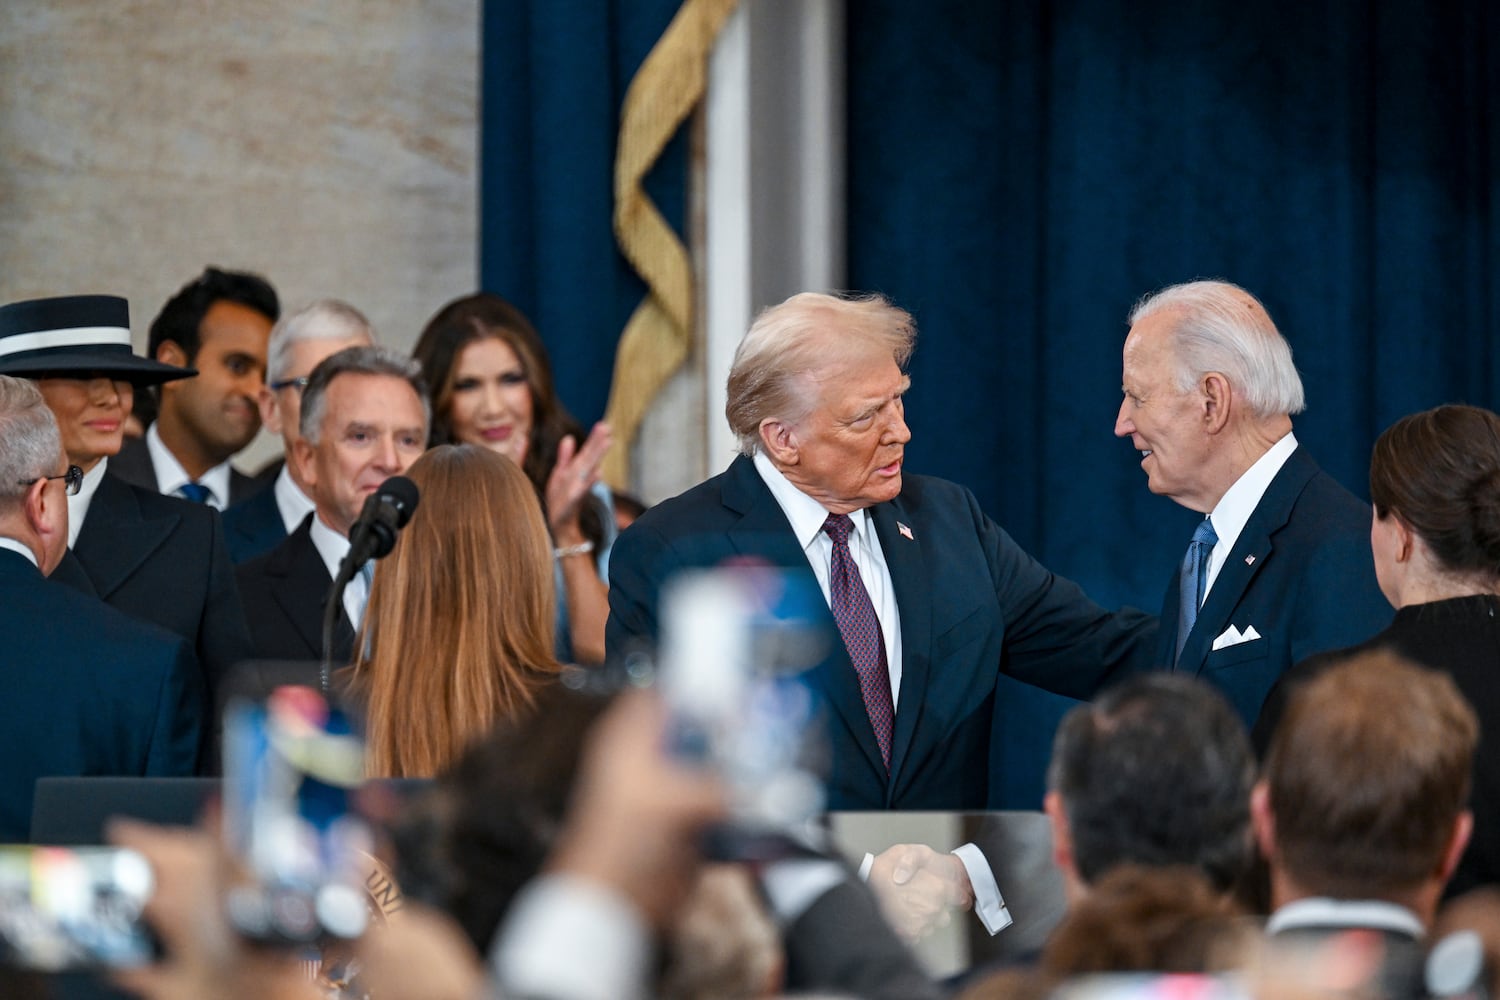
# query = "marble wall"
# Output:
<box><xmin>0</xmin><ymin>0</ymin><xmax>478</xmax><ymax>468</ymax></box>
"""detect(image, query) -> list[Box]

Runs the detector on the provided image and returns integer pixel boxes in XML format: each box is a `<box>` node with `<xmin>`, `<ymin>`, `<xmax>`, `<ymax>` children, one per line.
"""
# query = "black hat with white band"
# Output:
<box><xmin>0</xmin><ymin>294</ymin><xmax>194</xmax><ymax>385</ymax></box>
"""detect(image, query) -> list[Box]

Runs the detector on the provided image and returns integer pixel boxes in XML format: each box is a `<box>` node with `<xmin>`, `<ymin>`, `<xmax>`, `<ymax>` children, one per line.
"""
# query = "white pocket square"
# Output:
<box><xmin>1212</xmin><ymin>624</ymin><xmax>1262</xmax><ymax>651</ymax></box>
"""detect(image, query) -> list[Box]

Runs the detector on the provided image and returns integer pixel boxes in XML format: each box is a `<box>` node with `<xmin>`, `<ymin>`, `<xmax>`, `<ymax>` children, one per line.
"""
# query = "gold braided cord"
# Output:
<box><xmin>603</xmin><ymin>0</ymin><xmax>741</xmax><ymax>489</ymax></box>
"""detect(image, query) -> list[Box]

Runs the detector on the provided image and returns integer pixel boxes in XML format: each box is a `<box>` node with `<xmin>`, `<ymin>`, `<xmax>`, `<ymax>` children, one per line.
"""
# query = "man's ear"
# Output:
<box><xmin>291</xmin><ymin>437</ymin><xmax>317</xmax><ymax>493</ymax></box>
<box><xmin>258</xmin><ymin>384</ymin><xmax>282</xmax><ymax>435</ymax></box>
<box><xmin>1439</xmin><ymin>810</ymin><xmax>1474</xmax><ymax>884</ymax></box>
<box><xmin>1250</xmin><ymin>780</ymin><xmax>1277</xmax><ymax>860</ymax></box>
<box><xmin>759</xmin><ymin>419</ymin><xmax>798</xmax><ymax>466</ymax></box>
<box><xmin>155</xmin><ymin>340</ymin><xmax>189</xmax><ymax>368</ymax></box>
<box><xmin>25</xmin><ymin>476</ymin><xmax>66</xmax><ymax>572</ymax></box>
<box><xmin>1202</xmin><ymin>372</ymin><xmax>1232</xmax><ymax>435</ymax></box>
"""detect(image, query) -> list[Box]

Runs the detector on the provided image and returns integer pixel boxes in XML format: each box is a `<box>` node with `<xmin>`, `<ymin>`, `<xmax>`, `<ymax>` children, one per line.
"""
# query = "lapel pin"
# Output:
<box><xmin>1245</xmin><ymin>555</ymin><xmax>1256</xmax><ymax>566</ymax></box>
<box><xmin>897</xmin><ymin>521</ymin><xmax>914</xmax><ymax>540</ymax></box>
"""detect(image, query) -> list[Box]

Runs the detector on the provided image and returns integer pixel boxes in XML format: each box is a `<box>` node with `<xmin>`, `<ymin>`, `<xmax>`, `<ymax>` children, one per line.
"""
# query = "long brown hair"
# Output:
<box><xmin>350</xmin><ymin>444</ymin><xmax>560</xmax><ymax>777</ymax></box>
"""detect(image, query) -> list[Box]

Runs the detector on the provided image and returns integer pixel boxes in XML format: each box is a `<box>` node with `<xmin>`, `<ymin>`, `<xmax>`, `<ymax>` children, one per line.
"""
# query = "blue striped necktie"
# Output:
<box><xmin>1175</xmin><ymin>517</ymin><xmax>1219</xmax><ymax>665</ymax></box>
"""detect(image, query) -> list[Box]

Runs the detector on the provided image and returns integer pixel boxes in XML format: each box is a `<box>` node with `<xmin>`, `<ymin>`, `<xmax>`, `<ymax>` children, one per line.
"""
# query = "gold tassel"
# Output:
<box><xmin>604</xmin><ymin>0</ymin><xmax>741</xmax><ymax>490</ymax></box>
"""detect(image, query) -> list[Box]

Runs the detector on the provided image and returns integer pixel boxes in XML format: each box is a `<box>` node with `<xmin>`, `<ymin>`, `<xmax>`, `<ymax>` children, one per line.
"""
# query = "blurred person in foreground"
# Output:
<box><xmin>0</xmin><ymin>375</ymin><xmax>201</xmax><ymax>840</ymax></box>
<box><xmin>413</xmin><ymin>292</ymin><xmax>614</xmax><ymax>665</ymax></box>
<box><xmin>343</xmin><ymin>444</ymin><xmax>562</xmax><ymax>777</ymax></box>
<box><xmin>1255</xmin><ymin>651</ymin><xmax>1478</xmax><ymax>998</ymax></box>
<box><xmin>221</xmin><ymin>299</ymin><xmax>375</xmax><ymax>563</ymax></box>
<box><xmin>1257</xmin><ymin>404</ymin><xmax>1500</xmax><ymax>899</ymax></box>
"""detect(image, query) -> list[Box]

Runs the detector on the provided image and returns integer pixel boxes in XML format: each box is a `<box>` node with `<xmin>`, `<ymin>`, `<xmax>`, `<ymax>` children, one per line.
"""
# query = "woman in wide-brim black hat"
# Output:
<box><xmin>0</xmin><ymin>295</ymin><xmax>192</xmax><ymax>479</ymax></box>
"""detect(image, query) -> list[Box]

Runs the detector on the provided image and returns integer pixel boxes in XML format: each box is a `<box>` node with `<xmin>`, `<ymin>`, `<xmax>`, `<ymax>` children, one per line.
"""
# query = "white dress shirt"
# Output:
<box><xmin>145</xmin><ymin>422</ymin><xmax>234</xmax><ymax>510</ymax></box>
<box><xmin>1266</xmin><ymin>897</ymin><xmax>1424</xmax><ymax>938</ymax></box>
<box><xmin>272</xmin><ymin>463</ymin><xmax>316</xmax><ymax>534</ymax></box>
<box><xmin>308</xmin><ymin>514</ymin><xmax>371</xmax><ymax>629</ymax></box>
<box><xmin>66</xmin><ymin>457</ymin><xmax>110</xmax><ymax>547</ymax></box>
<box><xmin>1202</xmin><ymin>431</ymin><xmax>1299</xmax><ymax>600</ymax></box>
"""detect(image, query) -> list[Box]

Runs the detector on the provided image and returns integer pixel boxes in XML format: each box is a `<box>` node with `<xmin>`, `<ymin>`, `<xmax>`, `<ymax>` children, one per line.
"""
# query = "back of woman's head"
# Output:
<box><xmin>1370</xmin><ymin>404</ymin><xmax>1500</xmax><ymax>579</ymax></box>
<box><xmin>357</xmin><ymin>443</ymin><xmax>560</xmax><ymax>777</ymax></box>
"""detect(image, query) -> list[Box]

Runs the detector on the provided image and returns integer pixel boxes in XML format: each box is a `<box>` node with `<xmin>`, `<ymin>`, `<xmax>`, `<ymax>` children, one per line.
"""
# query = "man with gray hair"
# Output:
<box><xmin>1115</xmin><ymin>279</ymin><xmax>1389</xmax><ymax>724</ymax></box>
<box><xmin>0</xmin><ymin>374</ymin><xmax>202</xmax><ymax>837</ymax></box>
<box><xmin>222</xmin><ymin>300</ymin><xmax>376</xmax><ymax>563</ymax></box>
<box><xmin>236</xmin><ymin>345</ymin><xmax>428</xmax><ymax>665</ymax></box>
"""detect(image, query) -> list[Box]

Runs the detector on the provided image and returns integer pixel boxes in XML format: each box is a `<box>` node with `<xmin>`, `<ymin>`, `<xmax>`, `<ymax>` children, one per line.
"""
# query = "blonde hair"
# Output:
<box><xmin>351</xmin><ymin>444</ymin><xmax>560</xmax><ymax>777</ymax></box>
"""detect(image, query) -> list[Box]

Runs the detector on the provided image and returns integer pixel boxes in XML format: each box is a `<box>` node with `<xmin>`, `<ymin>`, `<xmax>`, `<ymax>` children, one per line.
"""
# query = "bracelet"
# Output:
<box><xmin>554</xmin><ymin>541</ymin><xmax>595</xmax><ymax>559</ymax></box>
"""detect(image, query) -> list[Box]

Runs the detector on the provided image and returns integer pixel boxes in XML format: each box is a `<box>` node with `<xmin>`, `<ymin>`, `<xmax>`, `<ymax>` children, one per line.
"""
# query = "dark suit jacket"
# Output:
<box><xmin>52</xmin><ymin>472</ymin><xmax>253</xmax><ymax>713</ymax></box>
<box><xmin>236</xmin><ymin>515</ymin><xmax>355</xmax><ymax>666</ymax></box>
<box><xmin>607</xmin><ymin>455</ymin><xmax>1157</xmax><ymax>810</ymax></box>
<box><xmin>1268</xmin><ymin>922</ymin><xmax>1426</xmax><ymax>999</ymax></box>
<box><xmin>221</xmin><ymin>480</ymin><xmax>290</xmax><ymax>565</ymax></box>
<box><xmin>1157</xmin><ymin>447</ymin><xmax>1391</xmax><ymax>726</ymax></box>
<box><xmin>111</xmin><ymin>433</ymin><xmax>265</xmax><ymax>507</ymax></box>
<box><xmin>0</xmin><ymin>549</ymin><xmax>202</xmax><ymax>840</ymax></box>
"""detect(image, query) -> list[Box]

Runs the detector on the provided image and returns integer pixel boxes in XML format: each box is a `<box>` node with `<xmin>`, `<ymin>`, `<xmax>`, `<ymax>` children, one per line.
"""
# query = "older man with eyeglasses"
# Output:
<box><xmin>0</xmin><ymin>373</ymin><xmax>202</xmax><ymax>838</ymax></box>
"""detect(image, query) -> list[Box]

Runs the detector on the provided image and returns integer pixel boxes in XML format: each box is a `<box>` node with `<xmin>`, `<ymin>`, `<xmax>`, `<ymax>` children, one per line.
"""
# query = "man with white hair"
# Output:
<box><xmin>221</xmin><ymin>300</ymin><xmax>375</xmax><ymax>563</ymax></box>
<box><xmin>1114</xmin><ymin>279</ymin><xmax>1390</xmax><ymax>724</ymax></box>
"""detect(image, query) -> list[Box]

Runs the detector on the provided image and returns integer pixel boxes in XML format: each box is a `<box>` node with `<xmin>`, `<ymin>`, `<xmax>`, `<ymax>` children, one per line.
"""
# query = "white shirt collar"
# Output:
<box><xmin>0</xmin><ymin>536</ymin><xmax>38</xmax><ymax>569</ymax></box>
<box><xmin>1267</xmin><ymin>897</ymin><xmax>1424</xmax><ymax>938</ymax></box>
<box><xmin>1205</xmin><ymin>432</ymin><xmax>1298</xmax><ymax>589</ymax></box>
<box><xmin>67</xmin><ymin>457</ymin><xmax>110</xmax><ymax>548</ymax></box>
<box><xmin>146</xmin><ymin>422</ymin><xmax>233</xmax><ymax>510</ymax></box>
<box><xmin>273</xmin><ymin>463</ymin><xmax>315</xmax><ymax>534</ymax></box>
<box><xmin>308</xmin><ymin>512</ymin><xmax>372</xmax><ymax>628</ymax></box>
<box><xmin>751</xmin><ymin>451</ymin><xmax>875</xmax><ymax>551</ymax></box>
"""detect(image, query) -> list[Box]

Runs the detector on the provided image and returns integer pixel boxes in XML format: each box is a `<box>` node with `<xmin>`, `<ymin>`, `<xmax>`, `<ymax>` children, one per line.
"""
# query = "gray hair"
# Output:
<box><xmin>299</xmin><ymin>346</ymin><xmax>430</xmax><ymax>445</ymax></box>
<box><xmin>725</xmin><ymin>292</ymin><xmax>916</xmax><ymax>456</ymax></box>
<box><xmin>266</xmin><ymin>299</ymin><xmax>376</xmax><ymax>384</ymax></box>
<box><xmin>0</xmin><ymin>375</ymin><xmax>62</xmax><ymax>506</ymax></box>
<box><xmin>1130</xmin><ymin>280</ymin><xmax>1306</xmax><ymax>419</ymax></box>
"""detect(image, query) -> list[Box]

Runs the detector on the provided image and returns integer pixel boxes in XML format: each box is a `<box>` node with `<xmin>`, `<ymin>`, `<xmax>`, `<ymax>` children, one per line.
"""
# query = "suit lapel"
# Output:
<box><xmin>869</xmin><ymin>500</ymin><xmax>930</xmax><ymax>799</ymax></box>
<box><xmin>720</xmin><ymin>458</ymin><xmax>888</xmax><ymax>780</ymax></box>
<box><xmin>72</xmin><ymin>475</ymin><xmax>179</xmax><ymax>599</ymax></box>
<box><xmin>270</xmin><ymin>524</ymin><xmax>353</xmax><ymax>658</ymax></box>
<box><xmin>1178</xmin><ymin>448</ymin><xmax>1318</xmax><ymax>673</ymax></box>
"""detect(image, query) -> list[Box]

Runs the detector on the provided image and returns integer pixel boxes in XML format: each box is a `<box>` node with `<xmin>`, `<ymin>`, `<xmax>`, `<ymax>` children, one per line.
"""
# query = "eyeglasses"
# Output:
<box><xmin>19</xmin><ymin>465</ymin><xmax>84</xmax><ymax>497</ymax></box>
<box><xmin>269</xmin><ymin>376</ymin><xmax>311</xmax><ymax>393</ymax></box>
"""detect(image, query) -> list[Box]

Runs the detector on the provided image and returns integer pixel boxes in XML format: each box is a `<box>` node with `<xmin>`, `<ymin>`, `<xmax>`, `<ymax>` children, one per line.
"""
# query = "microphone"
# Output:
<box><xmin>320</xmin><ymin>475</ymin><xmax>421</xmax><ymax>691</ymax></box>
<box><xmin>344</xmin><ymin>475</ymin><xmax>421</xmax><ymax>568</ymax></box>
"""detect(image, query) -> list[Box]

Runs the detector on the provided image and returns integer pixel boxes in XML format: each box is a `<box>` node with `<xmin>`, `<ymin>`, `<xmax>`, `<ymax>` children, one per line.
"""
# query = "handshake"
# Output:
<box><xmin>866</xmin><ymin>843</ymin><xmax>977</xmax><ymax>943</ymax></box>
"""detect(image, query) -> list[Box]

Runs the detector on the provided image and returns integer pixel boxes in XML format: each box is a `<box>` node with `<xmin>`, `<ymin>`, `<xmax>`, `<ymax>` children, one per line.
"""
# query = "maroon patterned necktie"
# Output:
<box><xmin>822</xmin><ymin>513</ymin><xmax>895</xmax><ymax>770</ymax></box>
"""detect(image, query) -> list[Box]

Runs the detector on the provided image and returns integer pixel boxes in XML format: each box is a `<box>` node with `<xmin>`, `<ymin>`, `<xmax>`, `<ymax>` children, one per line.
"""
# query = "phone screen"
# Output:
<box><xmin>221</xmin><ymin>685</ymin><xmax>372</xmax><ymax>946</ymax></box>
<box><xmin>0</xmin><ymin>845</ymin><xmax>157</xmax><ymax>971</ymax></box>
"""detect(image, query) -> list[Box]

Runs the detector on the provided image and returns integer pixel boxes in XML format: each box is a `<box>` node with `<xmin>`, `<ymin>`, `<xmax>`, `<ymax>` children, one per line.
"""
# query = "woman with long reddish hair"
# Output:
<box><xmin>346</xmin><ymin>443</ymin><xmax>561</xmax><ymax>777</ymax></box>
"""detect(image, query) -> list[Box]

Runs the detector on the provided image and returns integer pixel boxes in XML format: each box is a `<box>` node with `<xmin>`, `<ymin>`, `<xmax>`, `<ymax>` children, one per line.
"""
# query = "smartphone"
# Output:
<box><xmin>220</xmin><ymin>685</ymin><xmax>373</xmax><ymax>947</ymax></box>
<box><xmin>0</xmin><ymin>845</ymin><xmax>157</xmax><ymax>971</ymax></box>
<box><xmin>657</xmin><ymin>564</ymin><xmax>833</xmax><ymax>858</ymax></box>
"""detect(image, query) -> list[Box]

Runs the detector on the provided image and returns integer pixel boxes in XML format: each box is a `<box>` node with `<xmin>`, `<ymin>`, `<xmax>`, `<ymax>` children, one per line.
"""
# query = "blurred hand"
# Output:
<box><xmin>867</xmin><ymin>843</ymin><xmax>974</xmax><ymax>943</ymax></box>
<box><xmin>547</xmin><ymin>689</ymin><xmax>727</xmax><ymax>928</ymax></box>
<box><xmin>107</xmin><ymin>818</ymin><xmax>317</xmax><ymax>1000</ymax></box>
<box><xmin>544</xmin><ymin>422</ymin><xmax>613</xmax><ymax>539</ymax></box>
<box><xmin>355</xmin><ymin>903</ymin><xmax>484</xmax><ymax>1000</ymax></box>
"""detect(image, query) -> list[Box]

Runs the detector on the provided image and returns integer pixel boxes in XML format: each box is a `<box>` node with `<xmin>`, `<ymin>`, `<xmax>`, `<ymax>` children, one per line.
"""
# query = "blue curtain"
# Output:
<box><xmin>480</xmin><ymin>0</ymin><xmax>687</xmax><ymax>426</ymax></box>
<box><xmin>847</xmin><ymin>1</ymin><xmax>1499</xmax><ymax>806</ymax></box>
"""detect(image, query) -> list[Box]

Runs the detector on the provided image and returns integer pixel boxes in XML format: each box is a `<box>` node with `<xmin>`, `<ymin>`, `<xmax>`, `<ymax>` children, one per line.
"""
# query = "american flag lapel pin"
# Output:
<box><xmin>1245</xmin><ymin>554</ymin><xmax>1255</xmax><ymax>565</ymax></box>
<box><xmin>898</xmin><ymin>521</ymin><xmax>914</xmax><ymax>540</ymax></box>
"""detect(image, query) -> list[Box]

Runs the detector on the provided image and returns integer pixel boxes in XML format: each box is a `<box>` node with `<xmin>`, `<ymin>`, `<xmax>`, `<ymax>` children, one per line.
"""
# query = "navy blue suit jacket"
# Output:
<box><xmin>0</xmin><ymin>549</ymin><xmax>203</xmax><ymax>840</ymax></box>
<box><xmin>52</xmin><ymin>471</ymin><xmax>253</xmax><ymax>711</ymax></box>
<box><xmin>606</xmin><ymin>456</ymin><xmax>1158</xmax><ymax>810</ymax></box>
<box><xmin>1157</xmin><ymin>446</ymin><xmax>1392</xmax><ymax>725</ymax></box>
<box><xmin>221</xmin><ymin>482</ymin><xmax>289</xmax><ymax>565</ymax></box>
<box><xmin>111</xmin><ymin>434</ymin><xmax>266</xmax><ymax>507</ymax></box>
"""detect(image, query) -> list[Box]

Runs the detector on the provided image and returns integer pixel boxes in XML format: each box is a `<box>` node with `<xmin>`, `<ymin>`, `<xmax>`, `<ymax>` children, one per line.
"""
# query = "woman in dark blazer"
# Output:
<box><xmin>1256</xmin><ymin>404</ymin><xmax>1500</xmax><ymax>897</ymax></box>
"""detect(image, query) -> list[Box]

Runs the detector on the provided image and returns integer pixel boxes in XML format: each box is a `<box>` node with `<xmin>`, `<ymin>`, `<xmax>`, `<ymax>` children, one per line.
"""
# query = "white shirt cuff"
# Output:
<box><xmin>953</xmin><ymin>842</ymin><xmax>1012</xmax><ymax>935</ymax></box>
<box><xmin>491</xmin><ymin>873</ymin><xmax>651</xmax><ymax>1000</ymax></box>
